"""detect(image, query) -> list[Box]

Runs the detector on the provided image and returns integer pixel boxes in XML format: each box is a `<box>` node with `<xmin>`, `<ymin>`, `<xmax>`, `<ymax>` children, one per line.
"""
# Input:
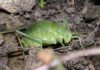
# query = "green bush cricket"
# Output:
<box><xmin>16</xmin><ymin>20</ymin><xmax>76</xmax><ymax>48</ymax></box>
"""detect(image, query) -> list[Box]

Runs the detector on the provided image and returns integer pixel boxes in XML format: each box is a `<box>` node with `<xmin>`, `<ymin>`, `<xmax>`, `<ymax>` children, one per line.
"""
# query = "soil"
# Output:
<box><xmin>0</xmin><ymin>0</ymin><xmax>100</xmax><ymax>70</ymax></box>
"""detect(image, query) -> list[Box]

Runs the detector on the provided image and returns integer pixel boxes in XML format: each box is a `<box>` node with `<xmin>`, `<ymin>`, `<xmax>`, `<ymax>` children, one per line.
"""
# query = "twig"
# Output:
<box><xmin>34</xmin><ymin>47</ymin><xmax>100</xmax><ymax>70</ymax></box>
<box><xmin>62</xmin><ymin>47</ymin><xmax>100</xmax><ymax>62</ymax></box>
<box><xmin>67</xmin><ymin>0</ymin><xmax>74</xmax><ymax>6</ymax></box>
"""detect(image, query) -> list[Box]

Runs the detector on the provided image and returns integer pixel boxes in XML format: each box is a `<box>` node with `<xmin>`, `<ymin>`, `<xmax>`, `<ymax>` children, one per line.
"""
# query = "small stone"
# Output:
<box><xmin>0</xmin><ymin>34</ymin><xmax>4</xmax><ymax>45</ymax></box>
<box><xmin>0</xmin><ymin>0</ymin><xmax>37</xmax><ymax>13</ymax></box>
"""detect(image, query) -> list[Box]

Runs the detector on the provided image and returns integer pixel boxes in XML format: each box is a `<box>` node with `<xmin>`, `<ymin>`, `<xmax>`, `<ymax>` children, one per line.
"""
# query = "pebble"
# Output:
<box><xmin>0</xmin><ymin>0</ymin><xmax>37</xmax><ymax>13</ymax></box>
<box><xmin>0</xmin><ymin>34</ymin><xmax>4</xmax><ymax>45</ymax></box>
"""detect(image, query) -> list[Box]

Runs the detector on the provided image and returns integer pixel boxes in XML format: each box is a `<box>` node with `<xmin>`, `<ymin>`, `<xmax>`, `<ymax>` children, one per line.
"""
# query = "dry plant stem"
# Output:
<box><xmin>34</xmin><ymin>47</ymin><xmax>100</xmax><ymax>70</ymax></box>
<box><xmin>67</xmin><ymin>0</ymin><xmax>74</xmax><ymax>6</ymax></box>
<box><xmin>79</xmin><ymin>19</ymin><xmax>100</xmax><ymax>46</ymax></box>
<box><xmin>80</xmin><ymin>0</ymin><xmax>89</xmax><ymax>14</ymax></box>
<box><xmin>62</xmin><ymin>47</ymin><xmax>100</xmax><ymax>62</ymax></box>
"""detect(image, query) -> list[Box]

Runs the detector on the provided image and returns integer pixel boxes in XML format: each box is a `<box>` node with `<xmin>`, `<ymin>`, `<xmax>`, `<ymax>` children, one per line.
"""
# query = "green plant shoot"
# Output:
<box><xmin>39</xmin><ymin>0</ymin><xmax>46</xmax><ymax>9</ymax></box>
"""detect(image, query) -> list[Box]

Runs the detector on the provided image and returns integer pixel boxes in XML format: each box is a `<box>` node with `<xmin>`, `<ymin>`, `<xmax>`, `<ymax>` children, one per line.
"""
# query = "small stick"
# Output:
<box><xmin>62</xmin><ymin>47</ymin><xmax>100</xmax><ymax>62</ymax></box>
<box><xmin>34</xmin><ymin>47</ymin><xmax>100</xmax><ymax>70</ymax></box>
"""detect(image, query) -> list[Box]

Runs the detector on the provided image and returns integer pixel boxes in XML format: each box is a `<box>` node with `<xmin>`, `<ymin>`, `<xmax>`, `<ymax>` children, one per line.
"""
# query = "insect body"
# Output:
<box><xmin>18</xmin><ymin>20</ymin><xmax>73</xmax><ymax>47</ymax></box>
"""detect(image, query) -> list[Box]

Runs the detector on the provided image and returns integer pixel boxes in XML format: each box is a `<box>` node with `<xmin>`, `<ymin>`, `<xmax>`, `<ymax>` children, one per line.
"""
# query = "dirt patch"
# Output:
<box><xmin>0</xmin><ymin>0</ymin><xmax>100</xmax><ymax>70</ymax></box>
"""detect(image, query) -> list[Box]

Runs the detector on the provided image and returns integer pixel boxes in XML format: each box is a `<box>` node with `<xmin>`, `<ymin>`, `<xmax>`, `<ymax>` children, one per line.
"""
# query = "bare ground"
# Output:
<box><xmin>0</xmin><ymin>0</ymin><xmax>100</xmax><ymax>70</ymax></box>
